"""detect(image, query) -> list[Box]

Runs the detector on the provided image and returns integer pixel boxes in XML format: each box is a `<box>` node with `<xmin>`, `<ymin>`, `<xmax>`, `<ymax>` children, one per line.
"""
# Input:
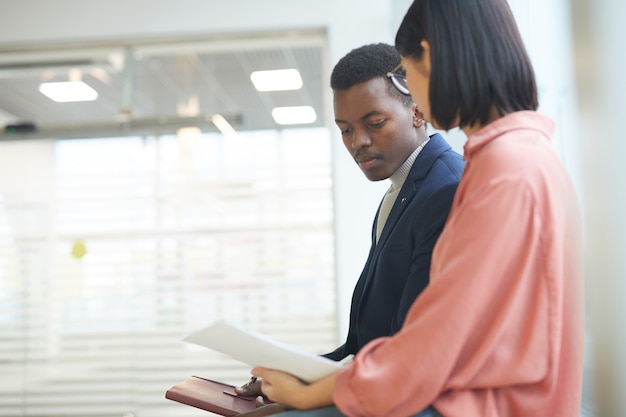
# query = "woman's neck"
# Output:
<box><xmin>462</xmin><ymin>107</ymin><xmax>501</xmax><ymax>137</ymax></box>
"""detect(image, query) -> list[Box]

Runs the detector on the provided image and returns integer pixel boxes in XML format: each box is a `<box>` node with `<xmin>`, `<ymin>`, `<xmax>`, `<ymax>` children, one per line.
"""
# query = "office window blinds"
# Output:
<box><xmin>0</xmin><ymin>128</ymin><xmax>337</xmax><ymax>417</ymax></box>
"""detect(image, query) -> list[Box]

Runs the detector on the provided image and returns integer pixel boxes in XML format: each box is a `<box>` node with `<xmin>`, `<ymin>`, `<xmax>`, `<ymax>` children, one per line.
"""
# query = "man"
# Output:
<box><xmin>235</xmin><ymin>42</ymin><xmax>464</xmax><ymax>416</ymax></box>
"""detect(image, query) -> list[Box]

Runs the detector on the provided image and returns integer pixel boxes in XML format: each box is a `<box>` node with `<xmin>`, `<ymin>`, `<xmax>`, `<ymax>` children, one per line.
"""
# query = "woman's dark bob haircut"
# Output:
<box><xmin>395</xmin><ymin>0</ymin><xmax>538</xmax><ymax>130</ymax></box>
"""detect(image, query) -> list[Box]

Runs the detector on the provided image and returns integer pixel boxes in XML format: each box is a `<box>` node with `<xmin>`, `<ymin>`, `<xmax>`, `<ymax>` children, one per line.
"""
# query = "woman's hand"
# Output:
<box><xmin>251</xmin><ymin>368</ymin><xmax>337</xmax><ymax>410</ymax></box>
<box><xmin>252</xmin><ymin>368</ymin><xmax>308</xmax><ymax>408</ymax></box>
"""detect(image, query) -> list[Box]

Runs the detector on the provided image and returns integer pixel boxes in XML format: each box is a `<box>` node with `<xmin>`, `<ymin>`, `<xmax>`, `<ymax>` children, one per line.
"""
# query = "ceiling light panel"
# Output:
<box><xmin>211</xmin><ymin>114</ymin><xmax>238</xmax><ymax>138</ymax></box>
<box><xmin>39</xmin><ymin>81</ymin><xmax>98</xmax><ymax>103</ymax></box>
<box><xmin>250</xmin><ymin>69</ymin><xmax>303</xmax><ymax>92</ymax></box>
<box><xmin>271</xmin><ymin>106</ymin><xmax>317</xmax><ymax>125</ymax></box>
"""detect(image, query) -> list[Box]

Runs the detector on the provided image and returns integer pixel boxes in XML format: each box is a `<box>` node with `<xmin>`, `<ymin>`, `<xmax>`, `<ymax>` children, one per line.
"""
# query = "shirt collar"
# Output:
<box><xmin>389</xmin><ymin>138</ymin><xmax>430</xmax><ymax>190</ymax></box>
<box><xmin>463</xmin><ymin>111</ymin><xmax>555</xmax><ymax>160</ymax></box>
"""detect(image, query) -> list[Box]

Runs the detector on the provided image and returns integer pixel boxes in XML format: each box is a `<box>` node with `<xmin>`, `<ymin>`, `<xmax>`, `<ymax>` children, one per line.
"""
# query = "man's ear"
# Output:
<box><xmin>414</xmin><ymin>106</ymin><xmax>424</xmax><ymax>120</ymax></box>
<box><xmin>413</xmin><ymin>105</ymin><xmax>425</xmax><ymax>128</ymax></box>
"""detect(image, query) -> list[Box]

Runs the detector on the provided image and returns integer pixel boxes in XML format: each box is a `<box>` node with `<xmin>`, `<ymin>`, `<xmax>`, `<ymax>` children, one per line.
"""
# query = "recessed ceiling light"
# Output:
<box><xmin>39</xmin><ymin>81</ymin><xmax>98</xmax><ymax>103</ymax></box>
<box><xmin>176</xmin><ymin>127</ymin><xmax>202</xmax><ymax>141</ymax></box>
<box><xmin>271</xmin><ymin>106</ymin><xmax>317</xmax><ymax>125</ymax></box>
<box><xmin>211</xmin><ymin>114</ymin><xmax>238</xmax><ymax>138</ymax></box>
<box><xmin>250</xmin><ymin>69</ymin><xmax>303</xmax><ymax>92</ymax></box>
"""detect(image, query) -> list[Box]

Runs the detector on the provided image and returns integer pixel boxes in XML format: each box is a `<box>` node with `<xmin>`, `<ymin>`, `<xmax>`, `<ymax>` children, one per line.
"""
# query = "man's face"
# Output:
<box><xmin>334</xmin><ymin>77</ymin><xmax>419</xmax><ymax>181</ymax></box>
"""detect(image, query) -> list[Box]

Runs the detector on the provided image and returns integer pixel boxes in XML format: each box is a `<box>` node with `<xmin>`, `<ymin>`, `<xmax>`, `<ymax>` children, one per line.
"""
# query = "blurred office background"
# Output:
<box><xmin>0</xmin><ymin>0</ymin><xmax>623</xmax><ymax>416</ymax></box>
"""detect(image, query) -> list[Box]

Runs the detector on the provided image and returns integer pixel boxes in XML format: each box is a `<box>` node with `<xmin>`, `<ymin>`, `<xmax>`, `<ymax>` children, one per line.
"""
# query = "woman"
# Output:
<box><xmin>252</xmin><ymin>0</ymin><xmax>585</xmax><ymax>416</ymax></box>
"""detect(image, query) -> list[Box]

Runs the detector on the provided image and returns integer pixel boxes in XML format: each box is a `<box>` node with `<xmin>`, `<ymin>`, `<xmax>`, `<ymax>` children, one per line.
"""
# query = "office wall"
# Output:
<box><xmin>0</xmin><ymin>0</ymin><xmax>374</xmax><ymax>44</ymax></box>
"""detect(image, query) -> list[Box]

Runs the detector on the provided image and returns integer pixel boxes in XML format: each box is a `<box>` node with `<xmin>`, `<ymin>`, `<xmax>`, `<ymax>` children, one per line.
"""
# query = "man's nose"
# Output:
<box><xmin>352</xmin><ymin>130</ymin><xmax>372</xmax><ymax>149</ymax></box>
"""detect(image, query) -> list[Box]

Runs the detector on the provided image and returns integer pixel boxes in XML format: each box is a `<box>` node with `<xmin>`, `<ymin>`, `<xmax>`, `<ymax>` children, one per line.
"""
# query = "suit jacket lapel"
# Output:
<box><xmin>356</xmin><ymin>134</ymin><xmax>452</xmax><ymax>320</ymax></box>
<box><xmin>374</xmin><ymin>133</ymin><xmax>450</xmax><ymax>249</ymax></box>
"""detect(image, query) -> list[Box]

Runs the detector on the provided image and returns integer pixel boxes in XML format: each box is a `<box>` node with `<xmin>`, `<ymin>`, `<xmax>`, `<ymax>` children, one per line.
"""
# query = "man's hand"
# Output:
<box><xmin>235</xmin><ymin>377</ymin><xmax>263</xmax><ymax>397</ymax></box>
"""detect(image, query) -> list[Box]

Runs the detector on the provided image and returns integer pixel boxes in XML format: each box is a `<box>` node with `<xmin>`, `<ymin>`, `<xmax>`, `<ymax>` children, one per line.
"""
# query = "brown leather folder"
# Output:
<box><xmin>166</xmin><ymin>375</ymin><xmax>257</xmax><ymax>416</ymax></box>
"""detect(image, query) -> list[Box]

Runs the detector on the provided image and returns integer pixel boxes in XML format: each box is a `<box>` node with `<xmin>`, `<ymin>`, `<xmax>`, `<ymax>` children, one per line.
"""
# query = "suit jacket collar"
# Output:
<box><xmin>373</xmin><ymin>133</ymin><xmax>451</xmax><ymax>248</ymax></box>
<box><xmin>404</xmin><ymin>133</ymin><xmax>451</xmax><ymax>182</ymax></box>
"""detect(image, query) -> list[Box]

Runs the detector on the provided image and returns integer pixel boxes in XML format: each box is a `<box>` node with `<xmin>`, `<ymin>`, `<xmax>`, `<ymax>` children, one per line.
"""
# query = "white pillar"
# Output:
<box><xmin>570</xmin><ymin>0</ymin><xmax>626</xmax><ymax>415</ymax></box>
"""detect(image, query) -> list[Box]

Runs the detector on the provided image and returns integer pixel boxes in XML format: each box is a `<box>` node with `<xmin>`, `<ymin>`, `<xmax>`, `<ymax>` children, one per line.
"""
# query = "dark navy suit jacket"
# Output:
<box><xmin>325</xmin><ymin>133</ymin><xmax>465</xmax><ymax>360</ymax></box>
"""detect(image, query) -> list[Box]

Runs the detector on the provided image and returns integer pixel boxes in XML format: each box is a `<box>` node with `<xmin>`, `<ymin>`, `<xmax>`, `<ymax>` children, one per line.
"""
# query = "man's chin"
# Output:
<box><xmin>362</xmin><ymin>172</ymin><xmax>389</xmax><ymax>182</ymax></box>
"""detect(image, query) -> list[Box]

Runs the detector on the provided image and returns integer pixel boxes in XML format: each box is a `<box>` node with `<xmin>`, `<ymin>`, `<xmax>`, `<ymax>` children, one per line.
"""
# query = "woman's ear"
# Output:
<box><xmin>419</xmin><ymin>40</ymin><xmax>431</xmax><ymax>77</ymax></box>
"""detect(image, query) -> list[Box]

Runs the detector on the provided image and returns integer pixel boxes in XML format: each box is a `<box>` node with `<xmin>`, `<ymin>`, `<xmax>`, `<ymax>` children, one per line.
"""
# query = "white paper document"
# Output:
<box><xmin>183</xmin><ymin>319</ymin><xmax>343</xmax><ymax>383</ymax></box>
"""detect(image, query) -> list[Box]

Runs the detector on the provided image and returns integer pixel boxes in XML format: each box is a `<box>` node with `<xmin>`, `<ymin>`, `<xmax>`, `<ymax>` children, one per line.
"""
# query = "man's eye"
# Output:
<box><xmin>340</xmin><ymin>127</ymin><xmax>353</xmax><ymax>136</ymax></box>
<box><xmin>369</xmin><ymin>120</ymin><xmax>386</xmax><ymax>129</ymax></box>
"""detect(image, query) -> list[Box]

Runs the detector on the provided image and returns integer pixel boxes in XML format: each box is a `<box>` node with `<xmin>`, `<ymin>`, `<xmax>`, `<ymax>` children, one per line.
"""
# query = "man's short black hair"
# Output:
<box><xmin>395</xmin><ymin>0</ymin><xmax>538</xmax><ymax>130</ymax></box>
<box><xmin>330</xmin><ymin>43</ymin><xmax>413</xmax><ymax>107</ymax></box>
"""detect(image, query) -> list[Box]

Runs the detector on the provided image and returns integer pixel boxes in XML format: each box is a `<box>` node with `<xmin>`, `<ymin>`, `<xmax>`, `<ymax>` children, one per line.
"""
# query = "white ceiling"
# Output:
<box><xmin>0</xmin><ymin>31</ymin><xmax>327</xmax><ymax>140</ymax></box>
